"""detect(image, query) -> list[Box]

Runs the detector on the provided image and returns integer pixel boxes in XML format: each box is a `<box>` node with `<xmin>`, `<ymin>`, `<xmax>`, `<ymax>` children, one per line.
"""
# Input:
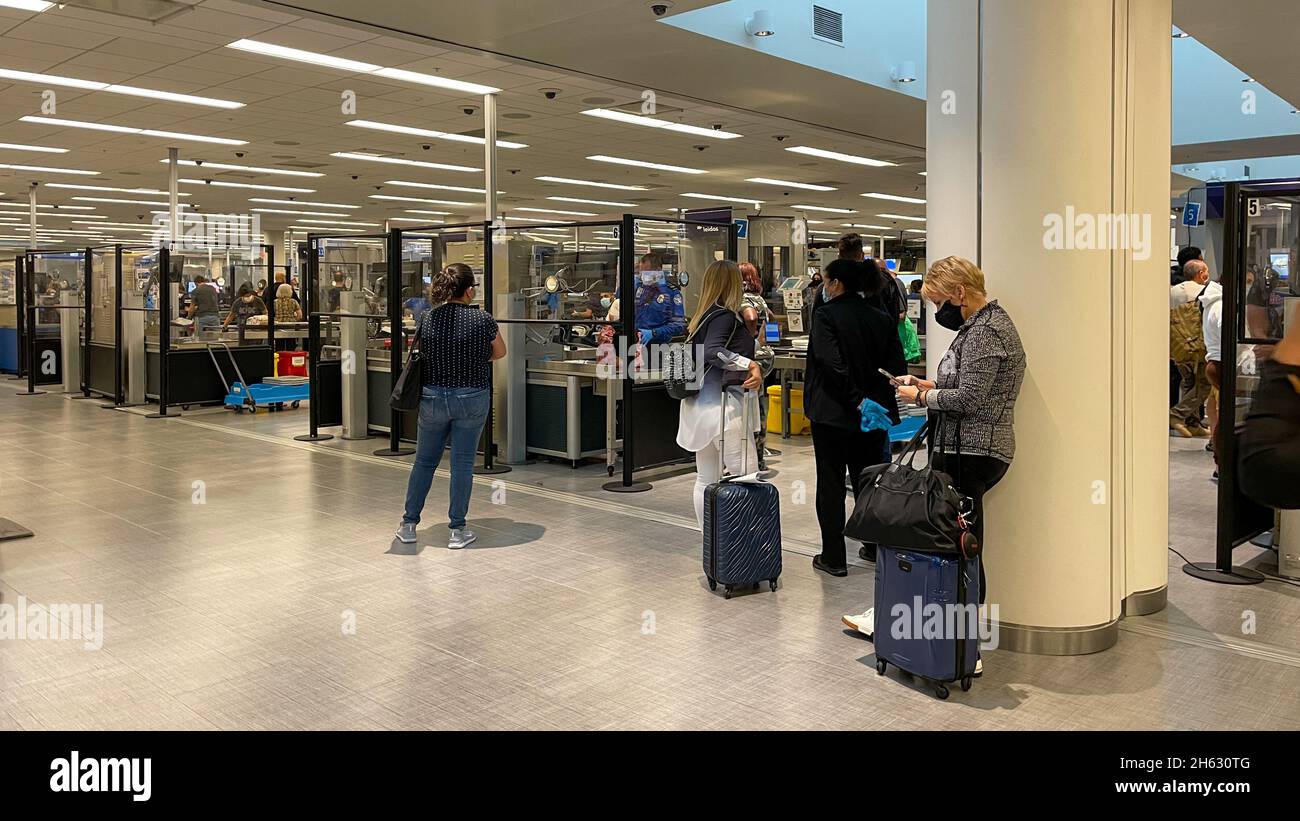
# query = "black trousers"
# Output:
<box><xmin>811</xmin><ymin>422</ymin><xmax>888</xmax><ymax>568</ymax></box>
<box><xmin>930</xmin><ymin>452</ymin><xmax>1009</xmax><ymax>604</ymax></box>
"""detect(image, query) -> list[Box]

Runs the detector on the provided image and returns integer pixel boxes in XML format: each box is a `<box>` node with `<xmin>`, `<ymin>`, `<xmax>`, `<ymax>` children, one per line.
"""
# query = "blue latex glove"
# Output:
<box><xmin>859</xmin><ymin>398</ymin><xmax>893</xmax><ymax>433</ymax></box>
<box><xmin>637</xmin><ymin>329</ymin><xmax>652</xmax><ymax>345</ymax></box>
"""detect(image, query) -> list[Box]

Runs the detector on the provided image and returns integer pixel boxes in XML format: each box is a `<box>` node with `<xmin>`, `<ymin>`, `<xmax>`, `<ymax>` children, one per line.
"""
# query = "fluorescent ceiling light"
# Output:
<box><xmin>785</xmin><ymin>146</ymin><xmax>896</xmax><ymax>168</ymax></box>
<box><xmin>22</xmin><ymin>116</ymin><xmax>246</xmax><ymax>145</ymax></box>
<box><xmin>791</xmin><ymin>204</ymin><xmax>856</xmax><ymax>214</ymax></box>
<box><xmin>289</xmin><ymin>225</ymin><xmax>365</xmax><ymax>233</ymax></box>
<box><xmin>0</xmin><ymin>68</ymin><xmax>242</xmax><ymax>108</ymax></box>
<box><xmin>918</xmin><ymin>172</ymin><xmax>928</xmax><ymax>176</ymax></box>
<box><xmin>331</xmin><ymin>151</ymin><xmax>479</xmax><ymax>173</ymax></box>
<box><xmin>745</xmin><ymin>177</ymin><xmax>835</xmax><ymax>192</ymax></box>
<box><xmin>180</xmin><ymin>179</ymin><xmax>315</xmax><ymax>193</ymax></box>
<box><xmin>0</xmin><ymin>163</ymin><xmax>98</xmax><ymax>175</ymax></box>
<box><xmin>251</xmin><ymin>208</ymin><xmax>352</xmax><ymax>217</ymax></box>
<box><xmin>681</xmin><ymin>193</ymin><xmax>764</xmax><ymax>206</ymax></box>
<box><xmin>166</xmin><ymin>159</ymin><xmax>320</xmax><ymax>177</ymax></box>
<box><xmin>370</xmin><ymin>68</ymin><xmax>499</xmax><ymax>95</ymax></box>
<box><xmin>45</xmin><ymin>183</ymin><xmax>188</xmax><ymax>196</ymax></box>
<box><xmin>862</xmin><ymin>192</ymin><xmax>926</xmax><ymax>204</ymax></box>
<box><xmin>501</xmin><ymin>216</ymin><xmax>565</xmax><ymax>223</ymax></box>
<box><xmin>405</xmin><ymin>209</ymin><xmax>453</xmax><ymax>216</ymax></box>
<box><xmin>588</xmin><ymin>155</ymin><xmax>707</xmax><ymax>174</ymax></box>
<box><xmin>346</xmin><ymin>119</ymin><xmax>525</xmax><ymax>149</ymax></box>
<box><xmin>387</xmin><ymin>217</ymin><xmax>444</xmax><ymax>223</ymax></box>
<box><xmin>841</xmin><ymin>223</ymin><xmax>893</xmax><ymax>230</ymax></box>
<box><xmin>370</xmin><ymin>194</ymin><xmax>473</xmax><ymax>206</ymax></box>
<box><xmin>294</xmin><ymin>219</ymin><xmax>381</xmax><ymax>227</ymax></box>
<box><xmin>877</xmin><ymin>213</ymin><xmax>926</xmax><ymax>222</ymax></box>
<box><xmin>249</xmin><ymin>198</ymin><xmax>358</xmax><ymax>209</ymax></box>
<box><xmin>72</xmin><ymin>197</ymin><xmax>189</xmax><ymax>206</ymax></box>
<box><xmin>535</xmin><ymin>176</ymin><xmax>648</xmax><ymax>191</ymax></box>
<box><xmin>515</xmin><ymin>206</ymin><xmax>597</xmax><ymax>216</ymax></box>
<box><xmin>226</xmin><ymin>39</ymin><xmax>380</xmax><ymax>73</ymax></box>
<box><xmin>9</xmin><ymin>212</ymin><xmax>105</xmax><ymax>220</ymax></box>
<box><xmin>904</xmin><ymin>229</ymin><xmax>926</xmax><ymax>233</ymax></box>
<box><xmin>227</xmin><ymin>40</ymin><xmax>499</xmax><ymax>95</ymax></box>
<box><xmin>0</xmin><ymin>1</ymin><xmax>54</xmax><ymax>11</ymax></box>
<box><xmin>0</xmin><ymin>141</ymin><xmax>67</xmax><ymax>154</ymax></box>
<box><xmin>581</xmin><ymin>109</ymin><xmax>742</xmax><ymax>139</ymax></box>
<box><xmin>386</xmin><ymin>180</ymin><xmax>493</xmax><ymax>194</ymax></box>
<box><xmin>0</xmin><ymin>203</ymin><xmax>96</xmax><ymax>210</ymax></box>
<box><xmin>548</xmin><ymin>196</ymin><xmax>636</xmax><ymax>208</ymax></box>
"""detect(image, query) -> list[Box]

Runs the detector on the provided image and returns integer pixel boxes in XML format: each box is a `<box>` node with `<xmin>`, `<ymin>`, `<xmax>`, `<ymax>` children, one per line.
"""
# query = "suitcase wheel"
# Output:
<box><xmin>707</xmin><ymin>577</ymin><xmax>717</xmax><ymax>592</ymax></box>
<box><xmin>724</xmin><ymin>584</ymin><xmax>733</xmax><ymax>599</ymax></box>
<box><xmin>292</xmin><ymin>400</ymin><xmax>301</xmax><ymax>409</ymax></box>
<box><xmin>768</xmin><ymin>578</ymin><xmax>778</xmax><ymax>592</ymax></box>
<box><xmin>875</xmin><ymin>660</ymin><xmax>887</xmax><ymax>676</ymax></box>
<box><xmin>934</xmin><ymin>684</ymin><xmax>950</xmax><ymax>700</ymax></box>
<box><xmin>960</xmin><ymin>676</ymin><xmax>972</xmax><ymax>692</ymax></box>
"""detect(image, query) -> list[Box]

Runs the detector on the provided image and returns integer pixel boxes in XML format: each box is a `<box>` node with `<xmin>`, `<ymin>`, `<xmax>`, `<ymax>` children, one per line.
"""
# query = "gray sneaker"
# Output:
<box><xmin>448</xmin><ymin>528</ymin><xmax>476</xmax><ymax>549</ymax></box>
<box><xmin>395</xmin><ymin>522</ymin><xmax>417</xmax><ymax>544</ymax></box>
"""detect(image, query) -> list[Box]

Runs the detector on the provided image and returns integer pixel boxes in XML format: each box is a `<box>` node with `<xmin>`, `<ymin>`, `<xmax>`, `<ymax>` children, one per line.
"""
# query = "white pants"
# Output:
<box><xmin>692</xmin><ymin>433</ymin><xmax>758</xmax><ymax>530</ymax></box>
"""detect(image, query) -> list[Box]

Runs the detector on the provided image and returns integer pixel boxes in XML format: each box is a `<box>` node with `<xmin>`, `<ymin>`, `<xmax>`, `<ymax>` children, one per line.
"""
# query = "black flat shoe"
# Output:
<box><xmin>858</xmin><ymin>544</ymin><xmax>877</xmax><ymax>563</ymax></box>
<box><xmin>812</xmin><ymin>555</ymin><xmax>848</xmax><ymax>577</ymax></box>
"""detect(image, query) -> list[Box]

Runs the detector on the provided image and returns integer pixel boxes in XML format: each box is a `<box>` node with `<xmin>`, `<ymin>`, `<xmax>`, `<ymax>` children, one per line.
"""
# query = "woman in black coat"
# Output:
<box><xmin>804</xmin><ymin>258</ymin><xmax>907</xmax><ymax>577</ymax></box>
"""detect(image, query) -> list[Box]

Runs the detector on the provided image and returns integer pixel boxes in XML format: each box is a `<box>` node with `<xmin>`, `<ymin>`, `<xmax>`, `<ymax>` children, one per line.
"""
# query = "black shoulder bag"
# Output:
<box><xmin>389</xmin><ymin>314</ymin><xmax>424</xmax><ymax>411</ymax></box>
<box><xmin>665</xmin><ymin>308</ymin><xmax>736</xmax><ymax>401</ymax></box>
<box><xmin>843</xmin><ymin>413</ymin><xmax>979</xmax><ymax>558</ymax></box>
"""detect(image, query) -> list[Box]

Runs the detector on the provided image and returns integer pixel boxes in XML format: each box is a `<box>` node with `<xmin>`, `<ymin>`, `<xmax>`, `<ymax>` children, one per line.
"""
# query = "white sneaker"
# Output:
<box><xmin>842</xmin><ymin>607</ymin><xmax>874</xmax><ymax>640</ymax></box>
<box><xmin>395</xmin><ymin>522</ymin><xmax>416</xmax><ymax>544</ymax></box>
<box><xmin>448</xmin><ymin>528</ymin><xmax>476</xmax><ymax>549</ymax></box>
<box><xmin>974</xmin><ymin>657</ymin><xmax>984</xmax><ymax>677</ymax></box>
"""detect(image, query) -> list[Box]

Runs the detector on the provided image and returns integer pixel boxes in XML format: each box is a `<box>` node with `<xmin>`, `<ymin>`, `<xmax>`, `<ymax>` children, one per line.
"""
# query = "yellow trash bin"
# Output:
<box><xmin>767</xmin><ymin>385</ymin><xmax>810</xmax><ymax>435</ymax></box>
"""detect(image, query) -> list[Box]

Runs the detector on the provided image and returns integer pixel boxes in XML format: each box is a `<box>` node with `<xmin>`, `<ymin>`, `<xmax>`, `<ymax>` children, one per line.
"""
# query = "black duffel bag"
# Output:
<box><xmin>844</xmin><ymin>416</ymin><xmax>979</xmax><ymax>558</ymax></box>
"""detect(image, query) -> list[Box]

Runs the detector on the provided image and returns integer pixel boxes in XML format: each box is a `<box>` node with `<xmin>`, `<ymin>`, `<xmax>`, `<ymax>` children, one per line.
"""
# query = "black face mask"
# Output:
<box><xmin>935</xmin><ymin>300</ymin><xmax>965</xmax><ymax>331</ymax></box>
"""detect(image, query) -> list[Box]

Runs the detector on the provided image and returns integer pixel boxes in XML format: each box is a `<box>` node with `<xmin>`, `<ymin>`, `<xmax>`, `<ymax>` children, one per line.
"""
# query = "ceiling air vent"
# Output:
<box><xmin>812</xmin><ymin>5</ymin><xmax>844</xmax><ymax>46</ymax></box>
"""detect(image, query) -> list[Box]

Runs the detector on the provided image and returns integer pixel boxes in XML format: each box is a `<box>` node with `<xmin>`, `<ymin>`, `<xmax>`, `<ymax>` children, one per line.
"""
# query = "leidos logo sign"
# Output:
<box><xmin>50</xmin><ymin>751</ymin><xmax>151</xmax><ymax>802</ymax></box>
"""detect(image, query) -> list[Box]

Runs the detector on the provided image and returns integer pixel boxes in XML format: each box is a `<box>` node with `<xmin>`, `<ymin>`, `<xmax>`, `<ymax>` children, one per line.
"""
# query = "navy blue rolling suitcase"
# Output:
<box><xmin>702</xmin><ymin>390</ymin><xmax>781</xmax><ymax>598</ymax></box>
<box><xmin>873</xmin><ymin>545</ymin><xmax>981</xmax><ymax>699</ymax></box>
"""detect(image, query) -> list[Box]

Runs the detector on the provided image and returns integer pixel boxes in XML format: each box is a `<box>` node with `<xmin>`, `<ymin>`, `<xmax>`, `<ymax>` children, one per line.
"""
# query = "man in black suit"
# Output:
<box><xmin>804</xmin><ymin>258</ymin><xmax>907</xmax><ymax>577</ymax></box>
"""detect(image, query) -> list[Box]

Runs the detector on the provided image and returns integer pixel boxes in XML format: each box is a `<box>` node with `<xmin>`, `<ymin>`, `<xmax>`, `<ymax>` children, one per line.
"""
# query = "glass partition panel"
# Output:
<box><xmin>90</xmin><ymin>249</ymin><xmax>114</xmax><ymax>345</ymax></box>
<box><xmin>497</xmin><ymin>222</ymin><xmax>620</xmax><ymax>325</ymax></box>
<box><xmin>313</xmin><ymin>234</ymin><xmax>389</xmax><ymax>352</ymax></box>
<box><xmin>633</xmin><ymin>217</ymin><xmax>729</xmax><ymax>336</ymax></box>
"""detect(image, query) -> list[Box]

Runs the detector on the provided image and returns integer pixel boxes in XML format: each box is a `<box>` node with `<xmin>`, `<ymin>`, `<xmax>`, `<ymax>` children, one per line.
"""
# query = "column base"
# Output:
<box><xmin>995</xmin><ymin>618</ymin><xmax>1119</xmax><ymax>656</ymax></box>
<box><xmin>1121</xmin><ymin>584</ymin><xmax>1168</xmax><ymax>617</ymax></box>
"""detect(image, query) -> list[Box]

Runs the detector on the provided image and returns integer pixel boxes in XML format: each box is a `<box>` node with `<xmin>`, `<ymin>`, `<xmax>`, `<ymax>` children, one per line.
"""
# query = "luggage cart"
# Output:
<box><xmin>206</xmin><ymin>342</ymin><xmax>308</xmax><ymax>414</ymax></box>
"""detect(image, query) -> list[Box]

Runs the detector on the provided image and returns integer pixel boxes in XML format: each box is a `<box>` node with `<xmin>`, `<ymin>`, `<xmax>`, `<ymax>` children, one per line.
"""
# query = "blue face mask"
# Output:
<box><xmin>600</xmin><ymin>297</ymin><xmax>612</xmax><ymax>310</ymax></box>
<box><xmin>821</xmin><ymin>285</ymin><xmax>833</xmax><ymax>303</ymax></box>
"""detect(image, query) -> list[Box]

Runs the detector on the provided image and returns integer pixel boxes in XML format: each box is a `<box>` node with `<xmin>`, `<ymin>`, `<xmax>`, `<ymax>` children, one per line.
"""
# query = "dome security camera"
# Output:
<box><xmin>234</xmin><ymin>151</ymin><xmax>245</xmax><ymax>158</ymax></box>
<box><xmin>351</xmin><ymin>175</ymin><xmax>359</xmax><ymax>181</ymax></box>
<box><xmin>649</xmin><ymin>1</ymin><xmax>673</xmax><ymax>16</ymax></box>
<box><xmin>204</xmin><ymin>179</ymin><xmax>213</xmax><ymax>185</ymax></box>
<box><xmin>421</xmin><ymin>144</ymin><xmax>431</xmax><ymax>150</ymax></box>
<box><xmin>541</xmin><ymin>88</ymin><xmax>560</xmax><ymax>100</ymax></box>
<box><xmin>193</xmin><ymin>159</ymin><xmax>204</xmax><ymax>166</ymax></box>
<box><xmin>711</xmin><ymin>123</ymin><xmax>723</xmax><ymax>131</ymax></box>
<box><xmin>693</xmin><ymin>144</ymin><xmax>707</xmax><ymax>152</ymax></box>
<box><xmin>463</xmin><ymin>106</ymin><xmax>477</xmax><ymax>115</ymax></box>
<box><xmin>774</xmin><ymin>134</ymin><xmax>789</xmax><ymax>142</ymax></box>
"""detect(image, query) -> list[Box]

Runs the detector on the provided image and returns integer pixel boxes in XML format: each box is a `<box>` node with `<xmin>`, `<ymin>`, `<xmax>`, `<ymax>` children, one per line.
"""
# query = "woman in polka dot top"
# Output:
<box><xmin>397</xmin><ymin>263</ymin><xmax>506</xmax><ymax>550</ymax></box>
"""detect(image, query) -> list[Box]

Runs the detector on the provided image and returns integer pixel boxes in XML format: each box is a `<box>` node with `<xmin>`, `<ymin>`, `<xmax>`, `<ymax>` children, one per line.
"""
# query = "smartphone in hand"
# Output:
<box><xmin>878</xmin><ymin>368</ymin><xmax>902</xmax><ymax>386</ymax></box>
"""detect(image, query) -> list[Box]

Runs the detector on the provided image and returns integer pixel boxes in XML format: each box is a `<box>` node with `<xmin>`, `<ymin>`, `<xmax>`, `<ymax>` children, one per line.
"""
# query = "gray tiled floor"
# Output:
<box><xmin>2</xmin><ymin>388</ymin><xmax>1299</xmax><ymax>729</ymax></box>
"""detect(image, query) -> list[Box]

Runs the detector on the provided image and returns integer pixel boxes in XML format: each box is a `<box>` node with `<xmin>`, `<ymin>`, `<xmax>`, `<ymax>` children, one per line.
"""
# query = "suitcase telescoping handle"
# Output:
<box><xmin>717</xmin><ymin>387</ymin><xmax>755</xmax><ymax>480</ymax></box>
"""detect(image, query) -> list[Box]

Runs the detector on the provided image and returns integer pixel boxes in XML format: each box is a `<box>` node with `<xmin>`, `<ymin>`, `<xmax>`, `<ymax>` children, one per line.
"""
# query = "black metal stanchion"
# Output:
<box><xmin>604</xmin><ymin>214</ymin><xmax>651</xmax><ymax>493</ymax></box>
<box><xmin>374</xmin><ymin>228</ymin><xmax>414</xmax><ymax>457</ymax></box>
<box><xmin>15</xmin><ymin>305</ymin><xmax>45</xmax><ymax>396</ymax></box>
<box><xmin>145</xmin><ymin>247</ymin><xmax>175</xmax><ymax>418</ymax></box>
<box><xmin>295</xmin><ymin>311</ymin><xmax>333</xmax><ymax>442</ymax></box>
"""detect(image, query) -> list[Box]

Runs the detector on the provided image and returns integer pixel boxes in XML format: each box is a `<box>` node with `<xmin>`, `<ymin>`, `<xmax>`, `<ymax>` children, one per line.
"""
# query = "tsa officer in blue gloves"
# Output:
<box><xmin>632</xmin><ymin>252</ymin><xmax>686</xmax><ymax>345</ymax></box>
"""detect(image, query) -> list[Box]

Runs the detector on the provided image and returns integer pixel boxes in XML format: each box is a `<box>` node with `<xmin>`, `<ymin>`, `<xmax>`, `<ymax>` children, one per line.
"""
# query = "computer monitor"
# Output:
<box><xmin>764</xmin><ymin>322</ymin><xmax>781</xmax><ymax>343</ymax></box>
<box><xmin>779</xmin><ymin>277</ymin><xmax>801</xmax><ymax>291</ymax></box>
<box><xmin>1269</xmin><ymin>251</ymin><xmax>1290</xmax><ymax>280</ymax></box>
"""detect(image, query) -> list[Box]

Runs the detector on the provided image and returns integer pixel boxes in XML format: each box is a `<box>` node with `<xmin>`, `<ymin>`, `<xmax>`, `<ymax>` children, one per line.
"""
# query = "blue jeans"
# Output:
<box><xmin>194</xmin><ymin>314</ymin><xmax>220</xmax><ymax>333</ymax></box>
<box><xmin>402</xmin><ymin>386</ymin><xmax>490</xmax><ymax>529</ymax></box>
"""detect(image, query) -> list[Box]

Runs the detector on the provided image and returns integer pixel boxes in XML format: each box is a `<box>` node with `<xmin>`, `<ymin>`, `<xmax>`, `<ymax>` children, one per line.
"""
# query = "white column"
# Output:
<box><xmin>167</xmin><ymin>147</ymin><xmax>180</xmax><ymax>245</ymax></box>
<box><xmin>927</xmin><ymin>0</ymin><xmax>1172</xmax><ymax>654</ymax></box>
<box><xmin>28</xmin><ymin>184</ymin><xmax>37</xmax><ymax>249</ymax></box>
